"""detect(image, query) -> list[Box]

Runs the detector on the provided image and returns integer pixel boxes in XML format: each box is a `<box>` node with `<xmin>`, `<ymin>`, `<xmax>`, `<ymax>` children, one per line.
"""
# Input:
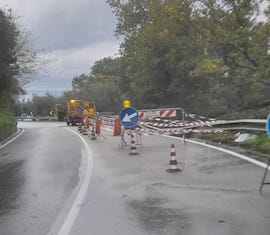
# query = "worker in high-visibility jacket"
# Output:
<box><xmin>85</xmin><ymin>116</ymin><xmax>91</xmax><ymax>129</ymax></box>
<box><xmin>81</xmin><ymin>109</ymin><xmax>89</xmax><ymax>125</ymax></box>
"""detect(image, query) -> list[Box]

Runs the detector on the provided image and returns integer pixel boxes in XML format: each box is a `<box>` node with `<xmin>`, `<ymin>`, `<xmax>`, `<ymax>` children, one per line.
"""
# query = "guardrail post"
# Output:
<box><xmin>259</xmin><ymin>157</ymin><xmax>270</xmax><ymax>194</ymax></box>
<box><xmin>176</xmin><ymin>107</ymin><xmax>185</xmax><ymax>144</ymax></box>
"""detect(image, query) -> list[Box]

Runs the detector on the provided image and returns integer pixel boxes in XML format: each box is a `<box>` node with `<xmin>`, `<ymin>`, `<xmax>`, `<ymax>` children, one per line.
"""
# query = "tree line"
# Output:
<box><xmin>15</xmin><ymin>0</ymin><xmax>270</xmax><ymax>119</ymax></box>
<box><xmin>0</xmin><ymin>8</ymin><xmax>40</xmax><ymax>123</ymax></box>
<box><xmin>69</xmin><ymin>0</ymin><xmax>270</xmax><ymax>118</ymax></box>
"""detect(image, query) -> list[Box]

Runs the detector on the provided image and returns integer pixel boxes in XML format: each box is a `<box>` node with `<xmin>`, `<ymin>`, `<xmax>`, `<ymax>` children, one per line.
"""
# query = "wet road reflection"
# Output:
<box><xmin>0</xmin><ymin>160</ymin><xmax>25</xmax><ymax>216</ymax></box>
<box><xmin>0</xmin><ymin>122</ymin><xmax>82</xmax><ymax>235</ymax></box>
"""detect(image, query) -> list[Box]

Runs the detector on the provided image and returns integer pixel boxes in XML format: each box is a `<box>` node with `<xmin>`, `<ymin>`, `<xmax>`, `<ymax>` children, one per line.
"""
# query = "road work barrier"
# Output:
<box><xmin>136</xmin><ymin>125</ymin><xmax>224</xmax><ymax>136</ymax></box>
<box><xmin>167</xmin><ymin>144</ymin><xmax>181</xmax><ymax>173</ymax></box>
<box><xmin>139</xmin><ymin>108</ymin><xmax>177</xmax><ymax>119</ymax></box>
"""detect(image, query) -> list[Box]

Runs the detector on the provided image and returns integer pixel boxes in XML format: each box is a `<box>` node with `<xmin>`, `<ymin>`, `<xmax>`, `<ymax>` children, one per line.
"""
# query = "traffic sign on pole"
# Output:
<box><xmin>260</xmin><ymin>113</ymin><xmax>270</xmax><ymax>194</ymax></box>
<box><xmin>119</xmin><ymin>107</ymin><xmax>139</xmax><ymax>128</ymax></box>
<box><xmin>267</xmin><ymin>113</ymin><xmax>270</xmax><ymax>138</ymax></box>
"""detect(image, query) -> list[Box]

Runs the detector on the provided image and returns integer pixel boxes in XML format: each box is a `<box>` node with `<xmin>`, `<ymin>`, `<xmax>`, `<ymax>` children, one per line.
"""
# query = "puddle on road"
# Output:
<box><xmin>129</xmin><ymin>197</ymin><xmax>190</xmax><ymax>234</ymax></box>
<box><xmin>1</xmin><ymin>153</ymin><xmax>9</xmax><ymax>157</ymax></box>
<box><xmin>150</xmin><ymin>182</ymin><xmax>252</xmax><ymax>194</ymax></box>
<box><xmin>0</xmin><ymin>160</ymin><xmax>25</xmax><ymax>216</ymax></box>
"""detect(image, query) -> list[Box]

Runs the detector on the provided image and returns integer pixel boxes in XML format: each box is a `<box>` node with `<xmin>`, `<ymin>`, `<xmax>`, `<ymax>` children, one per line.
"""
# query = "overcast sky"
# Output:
<box><xmin>1</xmin><ymin>0</ymin><xmax>120</xmax><ymax>97</ymax></box>
<box><xmin>1</xmin><ymin>0</ymin><xmax>269</xmax><ymax>99</ymax></box>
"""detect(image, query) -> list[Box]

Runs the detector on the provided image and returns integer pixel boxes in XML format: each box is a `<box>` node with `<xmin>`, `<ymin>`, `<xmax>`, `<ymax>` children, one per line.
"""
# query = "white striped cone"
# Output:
<box><xmin>129</xmin><ymin>135</ymin><xmax>139</xmax><ymax>155</ymax></box>
<box><xmin>82</xmin><ymin>126</ymin><xmax>88</xmax><ymax>135</ymax></box>
<box><xmin>78</xmin><ymin>123</ymin><xmax>82</xmax><ymax>132</ymax></box>
<box><xmin>90</xmin><ymin>126</ymin><xmax>96</xmax><ymax>140</ymax></box>
<box><xmin>167</xmin><ymin>144</ymin><xmax>181</xmax><ymax>172</ymax></box>
<box><xmin>80</xmin><ymin>124</ymin><xmax>84</xmax><ymax>133</ymax></box>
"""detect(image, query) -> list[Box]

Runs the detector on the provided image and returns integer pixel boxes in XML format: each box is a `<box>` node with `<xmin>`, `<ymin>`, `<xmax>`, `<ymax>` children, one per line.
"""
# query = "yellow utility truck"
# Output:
<box><xmin>66</xmin><ymin>99</ymin><xmax>96</xmax><ymax>126</ymax></box>
<box><xmin>54</xmin><ymin>104</ymin><xmax>65</xmax><ymax>121</ymax></box>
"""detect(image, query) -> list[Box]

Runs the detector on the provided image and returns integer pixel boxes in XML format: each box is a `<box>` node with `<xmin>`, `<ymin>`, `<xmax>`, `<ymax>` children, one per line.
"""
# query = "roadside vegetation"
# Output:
<box><xmin>17</xmin><ymin>0</ymin><xmax>270</xmax><ymax>119</ymax></box>
<box><xmin>2</xmin><ymin>1</ymin><xmax>270</xmax><ymax>143</ymax></box>
<box><xmin>241</xmin><ymin>133</ymin><xmax>270</xmax><ymax>153</ymax></box>
<box><xmin>0</xmin><ymin>8</ymin><xmax>39</xmax><ymax>140</ymax></box>
<box><xmin>15</xmin><ymin>0</ymin><xmax>270</xmax><ymax>119</ymax></box>
<box><xmin>200</xmin><ymin>131</ymin><xmax>270</xmax><ymax>162</ymax></box>
<box><xmin>0</xmin><ymin>109</ymin><xmax>16</xmax><ymax>128</ymax></box>
<box><xmin>63</xmin><ymin>0</ymin><xmax>270</xmax><ymax>118</ymax></box>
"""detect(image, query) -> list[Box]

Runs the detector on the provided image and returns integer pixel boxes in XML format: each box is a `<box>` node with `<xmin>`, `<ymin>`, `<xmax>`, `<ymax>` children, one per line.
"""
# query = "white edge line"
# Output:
<box><xmin>103</xmin><ymin>126</ymin><xmax>269</xmax><ymax>169</ymax></box>
<box><xmin>0</xmin><ymin>129</ymin><xmax>24</xmax><ymax>149</ymax></box>
<box><xmin>163</xmin><ymin>135</ymin><xmax>270</xmax><ymax>170</ymax></box>
<box><xmin>57</xmin><ymin>128</ymin><xmax>93</xmax><ymax>235</ymax></box>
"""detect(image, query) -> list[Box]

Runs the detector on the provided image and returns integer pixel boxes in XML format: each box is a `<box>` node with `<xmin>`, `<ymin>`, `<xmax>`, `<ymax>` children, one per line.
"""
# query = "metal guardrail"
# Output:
<box><xmin>16</xmin><ymin>116</ymin><xmax>57</xmax><ymax>121</ymax></box>
<box><xmin>209</xmin><ymin>119</ymin><xmax>266</xmax><ymax>131</ymax></box>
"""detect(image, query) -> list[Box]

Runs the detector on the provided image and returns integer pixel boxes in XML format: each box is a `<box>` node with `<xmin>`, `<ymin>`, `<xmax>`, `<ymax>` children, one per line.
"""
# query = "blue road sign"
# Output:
<box><xmin>119</xmin><ymin>107</ymin><xmax>139</xmax><ymax>128</ymax></box>
<box><xmin>267</xmin><ymin>113</ymin><xmax>270</xmax><ymax>138</ymax></box>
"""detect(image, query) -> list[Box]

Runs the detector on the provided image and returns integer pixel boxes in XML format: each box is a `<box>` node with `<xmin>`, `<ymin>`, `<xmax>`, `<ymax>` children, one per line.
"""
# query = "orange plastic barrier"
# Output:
<box><xmin>96</xmin><ymin>119</ymin><xmax>101</xmax><ymax>134</ymax></box>
<box><xmin>113</xmin><ymin>118</ymin><xmax>121</xmax><ymax>136</ymax></box>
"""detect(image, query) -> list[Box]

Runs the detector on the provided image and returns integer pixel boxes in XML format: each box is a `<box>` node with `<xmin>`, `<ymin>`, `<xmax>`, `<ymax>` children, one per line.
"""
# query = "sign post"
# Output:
<box><xmin>119</xmin><ymin>106</ymin><xmax>142</xmax><ymax>148</ymax></box>
<box><xmin>259</xmin><ymin>113</ymin><xmax>270</xmax><ymax>194</ymax></box>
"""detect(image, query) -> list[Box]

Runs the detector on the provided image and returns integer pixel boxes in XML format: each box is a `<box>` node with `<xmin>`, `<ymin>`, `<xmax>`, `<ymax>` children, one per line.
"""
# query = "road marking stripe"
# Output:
<box><xmin>57</xmin><ymin>128</ymin><xmax>93</xmax><ymax>235</ymax></box>
<box><xmin>0</xmin><ymin>129</ymin><xmax>24</xmax><ymax>149</ymax></box>
<box><xmin>164</xmin><ymin>135</ymin><xmax>270</xmax><ymax>170</ymax></box>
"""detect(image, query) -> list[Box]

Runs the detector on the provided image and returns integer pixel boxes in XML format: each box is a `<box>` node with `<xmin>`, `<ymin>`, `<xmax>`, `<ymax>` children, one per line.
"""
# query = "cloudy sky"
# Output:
<box><xmin>1</xmin><ymin>0</ymin><xmax>268</xmax><ymax>99</ymax></box>
<box><xmin>1</xmin><ymin>0</ymin><xmax>120</xmax><ymax>97</ymax></box>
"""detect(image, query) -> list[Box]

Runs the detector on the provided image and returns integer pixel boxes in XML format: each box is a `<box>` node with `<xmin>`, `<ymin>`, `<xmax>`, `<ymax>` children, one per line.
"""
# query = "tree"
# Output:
<box><xmin>107</xmin><ymin>0</ymin><xmax>270</xmax><ymax>118</ymax></box>
<box><xmin>70</xmin><ymin>57</ymin><xmax>122</xmax><ymax>112</ymax></box>
<box><xmin>0</xmin><ymin>8</ymin><xmax>40</xmax><ymax>113</ymax></box>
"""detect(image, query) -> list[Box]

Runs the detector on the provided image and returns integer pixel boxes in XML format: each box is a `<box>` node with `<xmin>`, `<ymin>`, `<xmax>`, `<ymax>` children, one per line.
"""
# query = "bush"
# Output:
<box><xmin>0</xmin><ymin>109</ymin><xmax>17</xmax><ymax>142</ymax></box>
<box><xmin>0</xmin><ymin>108</ymin><xmax>16</xmax><ymax>127</ymax></box>
<box><xmin>241</xmin><ymin>133</ymin><xmax>270</xmax><ymax>154</ymax></box>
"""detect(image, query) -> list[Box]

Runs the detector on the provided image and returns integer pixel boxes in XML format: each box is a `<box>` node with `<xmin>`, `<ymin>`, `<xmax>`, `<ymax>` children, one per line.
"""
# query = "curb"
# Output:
<box><xmin>0</xmin><ymin>128</ymin><xmax>24</xmax><ymax>149</ymax></box>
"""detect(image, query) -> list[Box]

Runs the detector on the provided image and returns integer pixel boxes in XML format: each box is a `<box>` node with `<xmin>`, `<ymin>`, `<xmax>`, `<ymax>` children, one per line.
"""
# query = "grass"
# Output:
<box><xmin>241</xmin><ymin>133</ymin><xmax>270</xmax><ymax>154</ymax></box>
<box><xmin>0</xmin><ymin>108</ymin><xmax>16</xmax><ymax>129</ymax></box>
<box><xmin>201</xmin><ymin>131</ymin><xmax>270</xmax><ymax>155</ymax></box>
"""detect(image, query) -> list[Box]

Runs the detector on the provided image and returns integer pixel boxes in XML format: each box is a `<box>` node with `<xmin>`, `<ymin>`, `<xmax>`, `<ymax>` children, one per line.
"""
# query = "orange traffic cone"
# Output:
<box><xmin>113</xmin><ymin>119</ymin><xmax>121</xmax><ymax>136</ymax></box>
<box><xmin>166</xmin><ymin>144</ymin><xmax>181</xmax><ymax>172</ymax></box>
<box><xmin>96</xmin><ymin>119</ymin><xmax>101</xmax><ymax>134</ymax></box>
<box><xmin>129</xmin><ymin>134</ymin><xmax>139</xmax><ymax>155</ymax></box>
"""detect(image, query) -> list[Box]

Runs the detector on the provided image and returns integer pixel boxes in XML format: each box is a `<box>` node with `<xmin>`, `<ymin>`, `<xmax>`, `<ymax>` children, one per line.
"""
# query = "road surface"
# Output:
<box><xmin>0</xmin><ymin>122</ymin><xmax>81</xmax><ymax>235</ymax></box>
<box><xmin>0</xmin><ymin>122</ymin><xmax>270</xmax><ymax>235</ymax></box>
<box><xmin>57</xmin><ymin>125</ymin><xmax>270</xmax><ymax>235</ymax></box>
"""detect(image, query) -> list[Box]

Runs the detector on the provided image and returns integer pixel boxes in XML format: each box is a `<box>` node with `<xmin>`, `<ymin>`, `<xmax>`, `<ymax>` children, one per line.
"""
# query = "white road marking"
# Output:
<box><xmin>165</xmin><ymin>135</ymin><xmax>270</xmax><ymax>170</ymax></box>
<box><xmin>103</xmin><ymin>125</ymin><xmax>269</xmax><ymax>169</ymax></box>
<box><xmin>57</xmin><ymin>128</ymin><xmax>93</xmax><ymax>235</ymax></box>
<box><xmin>0</xmin><ymin>129</ymin><xmax>24</xmax><ymax>149</ymax></box>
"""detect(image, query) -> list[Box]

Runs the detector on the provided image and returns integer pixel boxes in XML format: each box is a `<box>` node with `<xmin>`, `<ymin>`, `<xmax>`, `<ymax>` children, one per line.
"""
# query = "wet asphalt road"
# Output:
<box><xmin>67</xmin><ymin>127</ymin><xmax>270</xmax><ymax>235</ymax></box>
<box><xmin>0</xmin><ymin>122</ymin><xmax>82</xmax><ymax>235</ymax></box>
<box><xmin>1</xmin><ymin>122</ymin><xmax>270</xmax><ymax>235</ymax></box>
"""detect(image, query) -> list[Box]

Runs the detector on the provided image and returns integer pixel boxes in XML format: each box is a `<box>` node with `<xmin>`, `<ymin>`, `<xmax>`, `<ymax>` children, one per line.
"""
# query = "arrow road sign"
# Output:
<box><xmin>119</xmin><ymin>107</ymin><xmax>139</xmax><ymax>128</ymax></box>
<box><xmin>267</xmin><ymin>113</ymin><xmax>270</xmax><ymax>138</ymax></box>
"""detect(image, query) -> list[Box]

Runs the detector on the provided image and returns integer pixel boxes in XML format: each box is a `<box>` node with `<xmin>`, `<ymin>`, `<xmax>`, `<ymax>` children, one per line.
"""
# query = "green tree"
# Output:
<box><xmin>70</xmin><ymin>57</ymin><xmax>122</xmax><ymax>112</ymax></box>
<box><xmin>0</xmin><ymin>8</ymin><xmax>39</xmax><ymax>113</ymax></box>
<box><xmin>107</xmin><ymin>0</ymin><xmax>270</xmax><ymax>117</ymax></box>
